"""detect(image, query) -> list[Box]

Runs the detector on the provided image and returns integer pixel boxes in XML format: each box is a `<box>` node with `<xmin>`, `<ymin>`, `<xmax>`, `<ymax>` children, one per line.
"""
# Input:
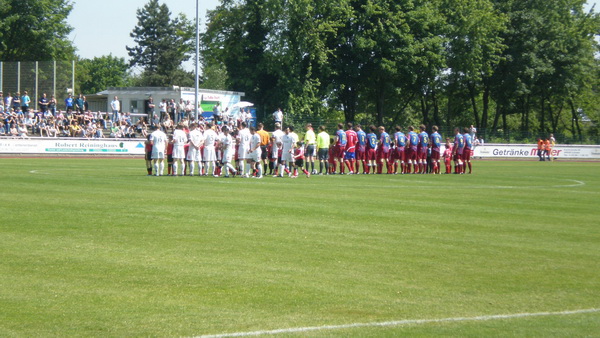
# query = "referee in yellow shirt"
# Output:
<box><xmin>316</xmin><ymin>125</ymin><xmax>330</xmax><ymax>175</ymax></box>
<box><xmin>257</xmin><ymin>123</ymin><xmax>271</xmax><ymax>171</ymax></box>
<box><xmin>304</xmin><ymin>123</ymin><xmax>317</xmax><ymax>174</ymax></box>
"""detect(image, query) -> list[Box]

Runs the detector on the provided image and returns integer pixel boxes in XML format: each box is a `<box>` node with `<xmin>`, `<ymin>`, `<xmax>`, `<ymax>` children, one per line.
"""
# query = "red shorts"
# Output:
<box><xmin>395</xmin><ymin>147</ymin><xmax>405</xmax><ymax>162</ymax></box>
<box><xmin>355</xmin><ymin>147</ymin><xmax>366</xmax><ymax>161</ymax></box>
<box><xmin>406</xmin><ymin>147</ymin><xmax>417</xmax><ymax>161</ymax></box>
<box><xmin>462</xmin><ymin>148</ymin><xmax>471</xmax><ymax>161</ymax></box>
<box><xmin>431</xmin><ymin>149</ymin><xmax>441</xmax><ymax>161</ymax></box>
<box><xmin>417</xmin><ymin>147</ymin><xmax>428</xmax><ymax>161</ymax></box>
<box><xmin>366</xmin><ymin>148</ymin><xmax>377</xmax><ymax>161</ymax></box>
<box><xmin>334</xmin><ymin>144</ymin><xmax>346</xmax><ymax>158</ymax></box>
<box><xmin>377</xmin><ymin>149</ymin><xmax>389</xmax><ymax>160</ymax></box>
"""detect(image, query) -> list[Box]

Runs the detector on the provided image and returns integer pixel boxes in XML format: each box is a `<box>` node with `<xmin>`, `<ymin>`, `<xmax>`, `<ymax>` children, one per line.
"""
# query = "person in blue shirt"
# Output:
<box><xmin>377</xmin><ymin>126</ymin><xmax>391</xmax><ymax>174</ymax></box>
<box><xmin>365</xmin><ymin>125</ymin><xmax>378</xmax><ymax>174</ymax></box>
<box><xmin>354</xmin><ymin>124</ymin><xmax>367</xmax><ymax>174</ymax></box>
<box><xmin>333</xmin><ymin>123</ymin><xmax>347</xmax><ymax>174</ymax></box>
<box><xmin>21</xmin><ymin>91</ymin><xmax>30</xmax><ymax>113</ymax></box>
<box><xmin>65</xmin><ymin>94</ymin><xmax>74</xmax><ymax>114</ymax></box>
<box><xmin>463</xmin><ymin>127</ymin><xmax>473</xmax><ymax>174</ymax></box>
<box><xmin>430</xmin><ymin>126</ymin><xmax>442</xmax><ymax>174</ymax></box>
<box><xmin>417</xmin><ymin>125</ymin><xmax>429</xmax><ymax>174</ymax></box>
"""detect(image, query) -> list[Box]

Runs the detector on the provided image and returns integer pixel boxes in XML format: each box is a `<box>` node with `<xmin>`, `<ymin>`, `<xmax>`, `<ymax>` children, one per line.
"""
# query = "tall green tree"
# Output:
<box><xmin>126</xmin><ymin>0</ymin><xmax>194</xmax><ymax>86</ymax></box>
<box><xmin>77</xmin><ymin>55</ymin><xmax>130</xmax><ymax>94</ymax></box>
<box><xmin>0</xmin><ymin>0</ymin><xmax>75</xmax><ymax>60</ymax></box>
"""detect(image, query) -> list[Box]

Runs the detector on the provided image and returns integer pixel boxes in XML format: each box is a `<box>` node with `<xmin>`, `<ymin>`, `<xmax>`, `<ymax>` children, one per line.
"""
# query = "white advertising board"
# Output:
<box><xmin>0</xmin><ymin>138</ymin><xmax>145</xmax><ymax>155</ymax></box>
<box><xmin>470</xmin><ymin>144</ymin><xmax>600</xmax><ymax>159</ymax></box>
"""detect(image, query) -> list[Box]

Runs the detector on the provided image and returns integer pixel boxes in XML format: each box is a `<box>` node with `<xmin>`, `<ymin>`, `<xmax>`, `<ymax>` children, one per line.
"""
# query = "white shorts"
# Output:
<box><xmin>238</xmin><ymin>146</ymin><xmax>249</xmax><ymax>160</ymax></box>
<box><xmin>151</xmin><ymin>150</ymin><xmax>165</xmax><ymax>160</ymax></box>
<box><xmin>272</xmin><ymin>145</ymin><xmax>280</xmax><ymax>158</ymax></box>
<box><xmin>203</xmin><ymin>145</ymin><xmax>216</xmax><ymax>161</ymax></box>
<box><xmin>281</xmin><ymin>150</ymin><xmax>293</xmax><ymax>163</ymax></box>
<box><xmin>172</xmin><ymin>145</ymin><xmax>185</xmax><ymax>159</ymax></box>
<box><xmin>222</xmin><ymin>150</ymin><xmax>233</xmax><ymax>163</ymax></box>
<box><xmin>249</xmin><ymin>148</ymin><xmax>261</xmax><ymax>162</ymax></box>
<box><xmin>187</xmin><ymin>147</ymin><xmax>202</xmax><ymax>162</ymax></box>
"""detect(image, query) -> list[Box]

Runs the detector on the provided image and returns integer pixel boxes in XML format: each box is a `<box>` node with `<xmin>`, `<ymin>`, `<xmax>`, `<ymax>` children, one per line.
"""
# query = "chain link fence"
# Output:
<box><xmin>0</xmin><ymin>61</ymin><xmax>75</xmax><ymax>110</ymax></box>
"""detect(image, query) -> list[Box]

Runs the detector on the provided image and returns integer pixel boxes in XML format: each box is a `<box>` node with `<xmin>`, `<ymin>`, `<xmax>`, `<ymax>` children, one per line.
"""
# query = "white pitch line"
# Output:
<box><xmin>197</xmin><ymin>308</ymin><xmax>600</xmax><ymax>338</ymax></box>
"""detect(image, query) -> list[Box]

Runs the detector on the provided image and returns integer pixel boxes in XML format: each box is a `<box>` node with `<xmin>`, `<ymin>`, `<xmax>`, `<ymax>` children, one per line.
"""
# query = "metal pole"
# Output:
<box><xmin>17</xmin><ymin>62</ymin><xmax>20</xmax><ymax>93</ymax></box>
<box><xmin>194</xmin><ymin>0</ymin><xmax>199</xmax><ymax>121</ymax></box>
<box><xmin>72</xmin><ymin>60</ymin><xmax>75</xmax><ymax>95</ymax></box>
<box><xmin>53</xmin><ymin>60</ymin><xmax>56</xmax><ymax>97</ymax></box>
<box><xmin>35</xmin><ymin>61</ymin><xmax>39</xmax><ymax>111</ymax></box>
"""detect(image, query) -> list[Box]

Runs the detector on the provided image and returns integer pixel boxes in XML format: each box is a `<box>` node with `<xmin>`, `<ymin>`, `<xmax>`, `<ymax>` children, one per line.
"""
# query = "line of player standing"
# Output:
<box><xmin>323</xmin><ymin>123</ymin><xmax>473</xmax><ymax>175</ymax></box>
<box><xmin>144</xmin><ymin>121</ymin><xmax>474</xmax><ymax>177</ymax></box>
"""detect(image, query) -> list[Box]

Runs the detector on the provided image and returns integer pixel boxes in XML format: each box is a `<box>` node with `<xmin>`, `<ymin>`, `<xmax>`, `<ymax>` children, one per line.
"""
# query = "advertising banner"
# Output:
<box><xmin>0</xmin><ymin>138</ymin><xmax>145</xmax><ymax>155</ymax></box>
<box><xmin>470</xmin><ymin>144</ymin><xmax>600</xmax><ymax>159</ymax></box>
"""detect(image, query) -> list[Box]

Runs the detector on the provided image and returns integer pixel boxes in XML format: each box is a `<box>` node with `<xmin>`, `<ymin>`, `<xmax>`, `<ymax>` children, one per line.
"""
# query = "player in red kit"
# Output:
<box><xmin>393</xmin><ymin>126</ymin><xmax>406</xmax><ymax>174</ymax></box>
<box><xmin>406</xmin><ymin>126</ymin><xmax>418</xmax><ymax>173</ymax></box>
<box><xmin>365</xmin><ymin>125</ymin><xmax>378</xmax><ymax>174</ymax></box>
<box><xmin>376</xmin><ymin>126</ymin><xmax>391</xmax><ymax>174</ymax></box>
<box><xmin>344</xmin><ymin>122</ymin><xmax>358</xmax><ymax>174</ymax></box>
<box><xmin>333</xmin><ymin>123</ymin><xmax>347</xmax><ymax>174</ymax></box>
<box><xmin>354</xmin><ymin>124</ymin><xmax>367</xmax><ymax>174</ymax></box>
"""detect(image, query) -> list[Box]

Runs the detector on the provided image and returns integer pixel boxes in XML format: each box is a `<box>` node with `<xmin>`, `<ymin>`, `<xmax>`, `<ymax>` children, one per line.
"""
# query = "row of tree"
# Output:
<box><xmin>202</xmin><ymin>0</ymin><xmax>600</xmax><ymax>142</ymax></box>
<box><xmin>1</xmin><ymin>0</ymin><xmax>599</xmax><ymax>142</ymax></box>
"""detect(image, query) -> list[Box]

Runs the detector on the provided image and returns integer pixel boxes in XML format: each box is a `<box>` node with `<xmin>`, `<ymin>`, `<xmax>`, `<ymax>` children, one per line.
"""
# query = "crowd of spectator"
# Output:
<box><xmin>0</xmin><ymin>91</ymin><xmax>151</xmax><ymax>139</ymax></box>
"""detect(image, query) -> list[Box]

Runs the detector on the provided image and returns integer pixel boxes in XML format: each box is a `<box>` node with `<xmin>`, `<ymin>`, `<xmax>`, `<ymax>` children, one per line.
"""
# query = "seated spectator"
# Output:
<box><xmin>17</xmin><ymin>123</ymin><xmax>29</xmax><ymax>138</ymax></box>
<box><xmin>45</xmin><ymin>118</ymin><xmax>58</xmax><ymax>137</ymax></box>
<box><xmin>94</xmin><ymin>122</ymin><xmax>104</xmax><ymax>138</ymax></box>
<box><xmin>110</xmin><ymin>123</ymin><xmax>121</xmax><ymax>138</ymax></box>
<box><xmin>10</xmin><ymin>123</ymin><xmax>19</xmax><ymax>137</ymax></box>
<box><xmin>69</xmin><ymin>121</ymin><xmax>83</xmax><ymax>137</ymax></box>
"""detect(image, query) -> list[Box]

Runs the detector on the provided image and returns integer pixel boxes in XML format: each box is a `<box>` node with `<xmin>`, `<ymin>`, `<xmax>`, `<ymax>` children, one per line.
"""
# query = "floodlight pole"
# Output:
<box><xmin>194</xmin><ymin>0</ymin><xmax>200</xmax><ymax>121</ymax></box>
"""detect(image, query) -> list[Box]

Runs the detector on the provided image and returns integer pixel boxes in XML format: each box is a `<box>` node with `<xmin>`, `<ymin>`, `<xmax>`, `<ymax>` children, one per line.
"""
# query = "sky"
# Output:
<box><xmin>68</xmin><ymin>0</ymin><xmax>599</xmax><ymax>64</ymax></box>
<box><xmin>68</xmin><ymin>0</ymin><xmax>220</xmax><ymax>64</ymax></box>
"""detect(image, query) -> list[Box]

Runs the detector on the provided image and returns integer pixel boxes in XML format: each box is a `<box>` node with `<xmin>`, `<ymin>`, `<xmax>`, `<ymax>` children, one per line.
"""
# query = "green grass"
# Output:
<box><xmin>0</xmin><ymin>158</ymin><xmax>599</xmax><ymax>337</ymax></box>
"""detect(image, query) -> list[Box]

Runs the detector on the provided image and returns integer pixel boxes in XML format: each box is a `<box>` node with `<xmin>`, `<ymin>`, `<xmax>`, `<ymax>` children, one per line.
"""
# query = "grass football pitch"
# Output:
<box><xmin>0</xmin><ymin>158</ymin><xmax>599</xmax><ymax>337</ymax></box>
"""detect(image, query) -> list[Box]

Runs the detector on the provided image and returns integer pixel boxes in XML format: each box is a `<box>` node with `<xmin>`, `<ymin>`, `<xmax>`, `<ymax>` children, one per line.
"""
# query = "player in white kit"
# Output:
<box><xmin>150</xmin><ymin>125</ymin><xmax>168</xmax><ymax>176</ymax></box>
<box><xmin>171</xmin><ymin>124</ymin><xmax>187</xmax><ymax>176</ymax></box>
<box><xmin>271</xmin><ymin>122</ymin><xmax>285</xmax><ymax>176</ymax></box>
<box><xmin>279</xmin><ymin>126</ymin><xmax>298</xmax><ymax>177</ymax></box>
<box><xmin>248</xmin><ymin>126</ymin><xmax>263</xmax><ymax>178</ymax></box>
<box><xmin>220</xmin><ymin>126</ymin><xmax>238</xmax><ymax>177</ymax></box>
<box><xmin>186</xmin><ymin>123</ymin><xmax>204</xmax><ymax>176</ymax></box>
<box><xmin>236</xmin><ymin>122</ymin><xmax>251</xmax><ymax>177</ymax></box>
<box><xmin>203</xmin><ymin>123</ymin><xmax>218</xmax><ymax>176</ymax></box>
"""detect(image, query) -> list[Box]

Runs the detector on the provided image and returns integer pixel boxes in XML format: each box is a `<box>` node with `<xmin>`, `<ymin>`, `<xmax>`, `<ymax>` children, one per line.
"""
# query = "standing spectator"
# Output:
<box><xmin>159</xmin><ymin>99</ymin><xmax>168</xmax><ymax>121</ymax></box>
<box><xmin>469</xmin><ymin>124</ymin><xmax>477</xmax><ymax>141</ymax></box>
<box><xmin>185</xmin><ymin>100</ymin><xmax>194</xmax><ymax>120</ymax></box>
<box><xmin>146</xmin><ymin>97</ymin><xmax>155</xmax><ymax>118</ymax></box>
<box><xmin>64</xmin><ymin>93</ymin><xmax>74</xmax><ymax>113</ymax></box>
<box><xmin>12</xmin><ymin>93</ymin><xmax>21</xmax><ymax>112</ymax></box>
<box><xmin>273</xmin><ymin>107</ymin><xmax>283</xmax><ymax>126</ymax></box>
<box><xmin>48</xmin><ymin>95</ymin><xmax>57</xmax><ymax>116</ymax></box>
<box><xmin>74</xmin><ymin>94</ymin><xmax>85</xmax><ymax>114</ymax></box>
<box><xmin>39</xmin><ymin>93</ymin><xmax>49</xmax><ymax>116</ymax></box>
<box><xmin>0</xmin><ymin>91</ymin><xmax>3</xmax><ymax>114</ymax></box>
<box><xmin>178</xmin><ymin>98</ymin><xmax>186</xmax><ymax>123</ymax></box>
<box><xmin>213</xmin><ymin>102</ymin><xmax>221</xmax><ymax>122</ymax></box>
<box><xmin>21</xmin><ymin>91</ymin><xmax>31</xmax><ymax>113</ymax></box>
<box><xmin>83</xmin><ymin>96</ymin><xmax>89</xmax><ymax>112</ymax></box>
<box><xmin>111</xmin><ymin>96</ymin><xmax>120</xmax><ymax>124</ymax></box>
<box><xmin>169</xmin><ymin>99</ymin><xmax>177</xmax><ymax>122</ymax></box>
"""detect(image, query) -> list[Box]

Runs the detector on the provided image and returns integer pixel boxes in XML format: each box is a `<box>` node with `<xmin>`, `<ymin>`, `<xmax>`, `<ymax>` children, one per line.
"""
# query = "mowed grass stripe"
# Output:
<box><xmin>0</xmin><ymin>158</ymin><xmax>598</xmax><ymax>336</ymax></box>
